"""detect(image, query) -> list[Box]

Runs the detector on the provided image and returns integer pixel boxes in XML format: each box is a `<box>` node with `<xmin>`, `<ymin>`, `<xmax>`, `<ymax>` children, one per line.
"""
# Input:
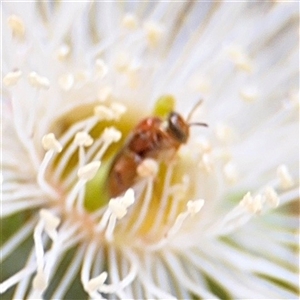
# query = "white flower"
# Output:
<box><xmin>1</xmin><ymin>2</ymin><xmax>299</xmax><ymax>300</ymax></box>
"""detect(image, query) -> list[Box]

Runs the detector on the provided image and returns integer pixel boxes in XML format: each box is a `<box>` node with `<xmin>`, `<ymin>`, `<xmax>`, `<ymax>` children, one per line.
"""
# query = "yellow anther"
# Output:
<box><xmin>3</xmin><ymin>70</ymin><xmax>22</xmax><ymax>86</ymax></box>
<box><xmin>77</xmin><ymin>161</ymin><xmax>101</xmax><ymax>181</ymax></box>
<box><xmin>42</xmin><ymin>133</ymin><xmax>62</xmax><ymax>153</ymax></box>
<box><xmin>28</xmin><ymin>72</ymin><xmax>50</xmax><ymax>89</ymax></box>
<box><xmin>122</xmin><ymin>14</ymin><xmax>138</xmax><ymax>30</ymax></box>
<box><xmin>8</xmin><ymin>15</ymin><xmax>25</xmax><ymax>38</ymax></box>
<box><xmin>137</xmin><ymin>159</ymin><xmax>159</xmax><ymax>178</ymax></box>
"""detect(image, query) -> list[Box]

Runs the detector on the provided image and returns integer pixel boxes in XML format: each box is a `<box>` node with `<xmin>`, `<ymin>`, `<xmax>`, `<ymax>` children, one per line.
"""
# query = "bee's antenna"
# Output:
<box><xmin>187</xmin><ymin>99</ymin><xmax>203</xmax><ymax>122</ymax></box>
<box><xmin>188</xmin><ymin>122</ymin><xmax>208</xmax><ymax>127</ymax></box>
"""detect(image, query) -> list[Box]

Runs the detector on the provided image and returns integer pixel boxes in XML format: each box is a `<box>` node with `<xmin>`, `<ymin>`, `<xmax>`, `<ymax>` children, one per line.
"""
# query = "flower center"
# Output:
<box><xmin>42</xmin><ymin>98</ymin><xmax>206</xmax><ymax>247</ymax></box>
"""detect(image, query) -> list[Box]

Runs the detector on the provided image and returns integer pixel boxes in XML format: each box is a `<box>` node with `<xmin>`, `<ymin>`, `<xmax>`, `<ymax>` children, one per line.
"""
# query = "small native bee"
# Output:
<box><xmin>108</xmin><ymin>102</ymin><xmax>207</xmax><ymax>198</ymax></box>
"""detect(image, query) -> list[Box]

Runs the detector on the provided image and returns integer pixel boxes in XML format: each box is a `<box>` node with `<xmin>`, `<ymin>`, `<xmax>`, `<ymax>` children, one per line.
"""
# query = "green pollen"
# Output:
<box><xmin>153</xmin><ymin>94</ymin><xmax>175</xmax><ymax>117</ymax></box>
<box><xmin>84</xmin><ymin>158</ymin><xmax>112</xmax><ymax>211</ymax></box>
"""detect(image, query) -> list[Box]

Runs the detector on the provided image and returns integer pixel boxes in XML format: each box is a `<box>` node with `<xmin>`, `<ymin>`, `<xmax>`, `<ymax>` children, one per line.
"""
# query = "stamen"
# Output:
<box><xmin>76</xmin><ymin>184</ymin><xmax>86</xmax><ymax>213</ymax></box>
<box><xmin>39</xmin><ymin>209</ymin><xmax>60</xmax><ymax>241</ymax></box>
<box><xmin>169</xmin><ymin>175</ymin><xmax>190</xmax><ymax>198</ymax></box>
<box><xmin>85</xmin><ymin>127</ymin><xmax>119</xmax><ymax>163</ymax></box>
<box><xmin>7</xmin><ymin>15</ymin><xmax>25</xmax><ymax>38</ymax></box>
<box><xmin>167</xmin><ymin>213</ymin><xmax>188</xmax><ymax>238</ymax></box>
<box><xmin>163</xmin><ymin>251</ymin><xmax>216</xmax><ymax>299</ymax></box>
<box><xmin>56</xmin><ymin>44</ymin><xmax>71</xmax><ymax>61</ymax></box>
<box><xmin>240</xmin><ymin>192</ymin><xmax>263</xmax><ymax>214</ymax></box>
<box><xmin>122</xmin><ymin>14</ymin><xmax>138</xmax><ymax>30</ymax></box>
<box><xmin>31</xmin><ymin>222</ymin><xmax>81</xmax><ymax>297</ymax></box>
<box><xmin>127</xmin><ymin>252</ymin><xmax>177</xmax><ymax>299</ymax></box>
<box><xmin>3</xmin><ymin>199</ymin><xmax>45</xmax><ymax>217</ymax></box>
<box><xmin>277</xmin><ymin>164</ymin><xmax>294</xmax><ymax>189</ymax></box>
<box><xmin>34</xmin><ymin>210</ymin><xmax>60</xmax><ymax>254</ymax></box>
<box><xmin>42</xmin><ymin>133</ymin><xmax>63</xmax><ymax>153</ymax></box>
<box><xmin>223</xmin><ymin>162</ymin><xmax>238</xmax><ymax>184</ymax></box>
<box><xmin>32</xmin><ymin>219</ymin><xmax>47</xmax><ymax>291</ymax></box>
<box><xmin>72</xmin><ymin>132</ymin><xmax>94</xmax><ymax>211</ymax></box>
<box><xmin>81</xmin><ymin>242</ymin><xmax>100</xmax><ymax>298</ymax></box>
<box><xmin>97</xmin><ymin>85</ymin><xmax>112</xmax><ymax>102</ymax></box>
<box><xmin>95</xmin><ymin>59</ymin><xmax>108</xmax><ymax>79</ymax></box>
<box><xmin>264</xmin><ymin>186</ymin><xmax>280</xmax><ymax>208</ymax></box>
<box><xmin>187</xmin><ymin>199</ymin><xmax>205</xmax><ymax>216</ymax></box>
<box><xmin>143</xmin><ymin>21</ymin><xmax>164</xmax><ymax>48</ymax></box>
<box><xmin>106</xmin><ymin>189</ymin><xmax>135</xmax><ymax>241</ymax></box>
<box><xmin>99</xmin><ymin>253</ymin><xmax>137</xmax><ymax>294</ymax></box>
<box><xmin>189</xmin><ymin>75</ymin><xmax>211</xmax><ymax>94</ymax></box>
<box><xmin>148</xmin><ymin>162</ymin><xmax>175</xmax><ymax>236</ymax></box>
<box><xmin>120</xmin><ymin>188</ymin><xmax>135</xmax><ymax>207</ymax></box>
<box><xmin>77</xmin><ymin>161</ymin><xmax>101</xmax><ymax>181</ymax></box>
<box><xmin>93</xmin><ymin>127</ymin><xmax>122</xmax><ymax>161</ymax></box>
<box><xmin>109</xmin><ymin>200</ymin><xmax>128</xmax><ymax>220</ymax></box>
<box><xmin>96</xmin><ymin>207</ymin><xmax>112</xmax><ymax>232</ymax></box>
<box><xmin>66</xmin><ymin>162</ymin><xmax>101</xmax><ymax>211</ymax></box>
<box><xmin>74</xmin><ymin>131</ymin><xmax>94</xmax><ymax>147</ymax></box>
<box><xmin>55</xmin><ymin>223</ymin><xmax>83</xmax><ymax>251</ymax></box>
<box><xmin>127</xmin><ymin>67</ymin><xmax>140</xmax><ymax>89</ymax></box>
<box><xmin>209</xmin><ymin>191</ymin><xmax>264</xmax><ymax>236</ymax></box>
<box><xmin>99</xmin><ymin>246</ymin><xmax>137</xmax><ymax>299</ymax></box>
<box><xmin>58</xmin><ymin>73</ymin><xmax>74</xmax><ymax>91</ymax></box>
<box><xmin>114</xmin><ymin>52</ymin><xmax>130</xmax><ymax>72</ymax></box>
<box><xmin>121</xmin><ymin>62</ymin><xmax>140</xmax><ymax>89</ymax></box>
<box><xmin>137</xmin><ymin>158</ymin><xmax>159</xmax><ymax>178</ymax></box>
<box><xmin>198</xmin><ymin>77</ymin><xmax>211</xmax><ymax>94</ymax></box>
<box><xmin>127</xmin><ymin>179</ymin><xmax>154</xmax><ymax>237</ymax></box>
<box><xmin>197</xmin><ymin>139</ymin><xmax>212</xmax><ymax>153</ymax></box>
<box><xmin>85</xmin><ymin>272</ymin><xmax>108</xmax><ymax>294</ymax></box>
<box><xmin>96</xmin><ymin>189</ymin><xmax>135</xmax><ymax>240</ymax></box>
<box><xmin>215</xmin><ymin>123</ymin><xmax>236</xmax><ymax>143</ymax></box>
<box><xmin>251</xmin><ymin>195</ymin><xmax>263</xmax><ymax>214</ymax></box>
<box><xmin>1</xmin><ymin>217</ymin><xmax>78</xmax><ymax>295</ymax></box>
<box><xmin>32</xmin><ymin>271</ymin><xmax>47</xmax><ymax>292</ymax></box>
<box><xmin>150</xmin><ymin>199</ymin><xmax>204</xmax><ymax>250</ymax></box>
<box><xmin>58</xmin><ymin>116</ymin><xmax>98</xmax><ymax>149</ymax></box>
<box><xmin>227</xmin><ymin>45</ymin><xmax>254</xmax><ymax>73</ymax></box>
<box><xmin>167</xmin><ymin>176</ymin><xmax>190</xmax><ymax>225</ymax></box>
<box><xmin>286</xmin><ymin>89</ymin><xmax>299</xmax><ymax>109</ymax></box>
<box><xmin>94</xmin><ymin>105</ymin><xmax>115</xmax><ymax>120</ymax></box>
<box><xmin>74</xmin><ymin>70</ymin><xmax>90</xmax><ymax>85</ymax></box>
<box><xmin>38</xmin><ymin>133</ymin><xmax>62</xmax><ymax>198</ymax></box>
<box><xmin>3</xmin><ymin>70</ymin><xmax>22</xmax><ymax>86</ymax></box>
<box><xmin>28</xmin><ymin>72</ymin><xmax>50</xmax><ymax>90</ymax></box>
<box><xmin>168</xmin><ymin>199</ymin><xmax>204</xmax><ymax>238</ymax></box>
<box><xmin>26</xmin><ymin>85</ymin><xmax>45</xmax><ymax>135</ymax></box>
<box><xmin>109</xmin><ymin>102</ymin><xmax>127</xmax><ymax>120</ymax></box>
<box><xmin>52</xmin><ymin>125</ymin><xmax>96</xmax><ymax>183</ymax></box>
<box><xmin>240</xmin><ymin>86</ymin><xmax>258</xmax><ymax>102</ymax></box>
<box><xmin>199</xmin><ymin>153</ymin><xmax>214</xmax><ymax>173</ymax></box>
<box><xmin>105</xmin><ymin>215</ymin><xmax>118</xmax><ymax>242</ymax></box>
<box><xmin>51</xmin><ymin>114</ymin><xmax>102</xmax><ymax>184</ymax></box>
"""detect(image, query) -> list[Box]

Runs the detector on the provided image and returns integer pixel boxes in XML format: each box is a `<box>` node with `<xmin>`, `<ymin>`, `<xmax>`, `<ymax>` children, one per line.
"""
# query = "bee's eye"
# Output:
<box><xmin>167</xmin><ymin>112</ymin><xmax>188</xmax><ymax>143</ymax></box>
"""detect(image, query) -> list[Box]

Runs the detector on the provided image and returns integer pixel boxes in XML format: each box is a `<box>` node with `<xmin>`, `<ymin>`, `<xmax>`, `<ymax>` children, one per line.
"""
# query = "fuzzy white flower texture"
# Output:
<box><xmin>1</xmin><ymin>2</ymin><xmax>299</xmax><ymax>300</ymax></box>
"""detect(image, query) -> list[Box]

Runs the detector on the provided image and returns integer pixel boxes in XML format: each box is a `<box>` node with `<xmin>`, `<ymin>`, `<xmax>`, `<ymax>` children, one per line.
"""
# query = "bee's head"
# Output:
<box><xmin>167</xmin><ymin>112</ymin><xmax>189</xmax><ymax>143</ymax></box>
<box><xmin>167</xmin><ymin>112</ymin><xmax>208</xmax><ymax>144</ymax></box>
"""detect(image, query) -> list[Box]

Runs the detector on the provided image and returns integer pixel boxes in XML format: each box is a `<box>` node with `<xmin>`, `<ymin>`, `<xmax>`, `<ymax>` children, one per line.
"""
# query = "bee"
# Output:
<box><xmin>107</xmin><ymin>101</ymin><xmax>207</xmax><ymax>198</ymax></box>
